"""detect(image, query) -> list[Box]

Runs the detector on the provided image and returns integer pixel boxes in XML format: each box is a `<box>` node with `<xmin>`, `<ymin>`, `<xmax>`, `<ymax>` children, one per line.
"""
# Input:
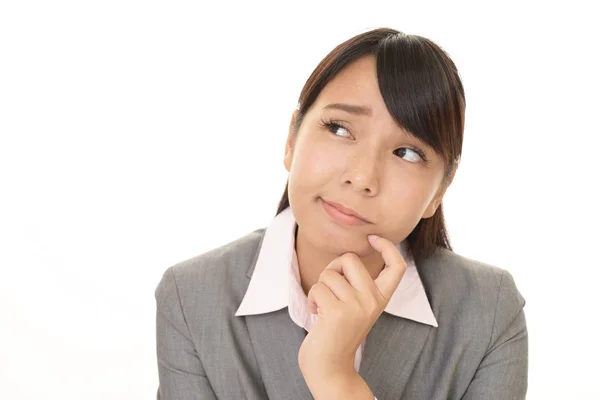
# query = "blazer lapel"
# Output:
<box><xmin>245</xmin><ymin>308</ymin><xmax>314</xmax><ymax>400</ymax></box>
<box><xmin>359</xmin><ymin>313</ymin><xmax>433</xmax><ymax>400</ymax></box>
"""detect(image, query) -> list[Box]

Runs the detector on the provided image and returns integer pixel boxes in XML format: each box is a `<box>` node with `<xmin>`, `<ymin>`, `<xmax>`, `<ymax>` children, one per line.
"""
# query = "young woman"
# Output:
<box><xmin>155</xmin><ymin>28</ymin><xmax>528</xmax><ymax>400</ymax></box>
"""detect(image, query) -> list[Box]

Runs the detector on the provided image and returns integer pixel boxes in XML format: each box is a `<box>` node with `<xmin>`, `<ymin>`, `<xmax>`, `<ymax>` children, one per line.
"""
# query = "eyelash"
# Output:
<box><xmin>318</xmin><ymin>118</ymin><xmax>430</xmax><ymax>164</ymax></box>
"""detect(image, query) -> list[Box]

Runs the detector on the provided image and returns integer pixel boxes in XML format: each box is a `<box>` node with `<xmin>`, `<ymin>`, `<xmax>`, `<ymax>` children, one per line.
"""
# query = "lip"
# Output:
<box><xmin>320</xmin><ymin>198</ymin><xmax>372</xmax><ymax>226</ymax></box>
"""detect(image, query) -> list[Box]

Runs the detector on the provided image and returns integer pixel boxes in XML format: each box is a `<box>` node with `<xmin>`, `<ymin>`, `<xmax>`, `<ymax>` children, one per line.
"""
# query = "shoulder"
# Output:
<box><xmin>418</xmin><ymin>247</ymin><xmax>526</xmax><ymax>338</ymax></box>
<box><xmin>170</xmin><ymin>228</ymin><xmax>265</xmax><ymax>280</ymax></box>
<box><xmin>418</xmin><ymin>247</ymin><xmax>524</xmax><ymax>303</ymax></box>
<box><xmin>155</xmin><ymin>228</ymin><xmax>266</xmax><ymax>306</ymax></box>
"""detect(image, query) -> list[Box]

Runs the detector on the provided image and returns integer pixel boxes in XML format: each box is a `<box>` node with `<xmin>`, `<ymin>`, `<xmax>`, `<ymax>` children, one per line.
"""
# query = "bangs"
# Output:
<box><xmin>376</xmin><ymin>34</ymin><xmax>464</xmax><ymax>165</ymax></box>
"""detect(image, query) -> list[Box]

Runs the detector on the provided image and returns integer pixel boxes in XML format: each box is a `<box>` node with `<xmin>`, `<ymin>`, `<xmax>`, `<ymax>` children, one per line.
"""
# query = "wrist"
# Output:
<box><xmin>304</xmin><ymin>369</ymin><xmax>373</xmax><ymax>400</ymax></box>
<box><xmin>299</xmin><ymin>354</ymin><xmax>354</xmax><ymax>384</ymax></box>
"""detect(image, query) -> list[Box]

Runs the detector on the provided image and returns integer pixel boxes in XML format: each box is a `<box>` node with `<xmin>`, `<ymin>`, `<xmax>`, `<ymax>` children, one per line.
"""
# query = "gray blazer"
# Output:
<box><xmin>155</xmin><ymin>228</ymin><xmax>528</xmax><ymax>399</ymax></box>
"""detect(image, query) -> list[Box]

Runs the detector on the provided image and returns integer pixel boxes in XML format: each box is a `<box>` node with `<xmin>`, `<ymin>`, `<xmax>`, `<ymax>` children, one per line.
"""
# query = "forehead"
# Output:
<box><xmin>314</xmin><ymin>56</ymin><xmax>385</xmax><ymax>111</ymax></box>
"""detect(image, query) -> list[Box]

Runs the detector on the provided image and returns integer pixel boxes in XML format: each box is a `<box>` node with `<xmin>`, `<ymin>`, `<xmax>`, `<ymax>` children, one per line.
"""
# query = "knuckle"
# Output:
<box><xmin>319</xmin><ymin>269</ymin><xmax>337</xmax><ymax>282</ymax></box>
<box><xmin>342</xmin><ymin>252</ymin><xmax>359</xmax><ymax>263</ymax></box>
<box><xmin>309</xmin><ymin>282</ymin><xmax>324</xmax><ymax>295</ymax></box>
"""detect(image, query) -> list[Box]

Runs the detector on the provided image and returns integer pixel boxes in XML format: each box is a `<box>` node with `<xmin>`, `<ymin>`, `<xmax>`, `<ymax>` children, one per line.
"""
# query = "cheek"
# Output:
<box><xmin>289</xmin><ymin>138</ymin><xmax>338</xmax><ymax>185</ymax></box>
<box><xmin>380</xmin><ymin>177</ymin><xmax>435</xmax><ymax>221</ymax></box>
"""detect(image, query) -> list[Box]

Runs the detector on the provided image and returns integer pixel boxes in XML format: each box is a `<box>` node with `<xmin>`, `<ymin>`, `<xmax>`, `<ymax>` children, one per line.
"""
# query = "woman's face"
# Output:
<box><xmin>284</xmin><ymin>55</ymin><xmax>452</xmax><ymax>257</ymax></box>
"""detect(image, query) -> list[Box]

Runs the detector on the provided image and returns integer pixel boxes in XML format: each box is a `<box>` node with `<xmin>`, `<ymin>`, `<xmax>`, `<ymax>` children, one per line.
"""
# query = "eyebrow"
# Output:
<box><xmin>322</xmin><ymin>103</ymin><xmax>372</xmax><ymax>116</ymax></box>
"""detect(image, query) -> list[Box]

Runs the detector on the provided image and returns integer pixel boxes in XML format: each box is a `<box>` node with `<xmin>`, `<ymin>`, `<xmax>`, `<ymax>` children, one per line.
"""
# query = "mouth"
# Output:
<box><xmin>319</xmin><ymin>197</ymin><xmax>373</xmax><ymax>226</ymax></box>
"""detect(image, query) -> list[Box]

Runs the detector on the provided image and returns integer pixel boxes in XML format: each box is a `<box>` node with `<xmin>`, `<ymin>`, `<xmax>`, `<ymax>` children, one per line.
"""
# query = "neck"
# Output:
<box><xmin>295</xmin><ymin>225</ymin><xmax>386</xmax><ymax>296</ymax></box>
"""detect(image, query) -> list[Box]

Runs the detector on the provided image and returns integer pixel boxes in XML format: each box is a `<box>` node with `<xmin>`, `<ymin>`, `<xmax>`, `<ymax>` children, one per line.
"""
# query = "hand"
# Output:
<box><xmin>298</xmin><ymin>234</ymin><xmax>407</xmax><ymax>396</ymax></box>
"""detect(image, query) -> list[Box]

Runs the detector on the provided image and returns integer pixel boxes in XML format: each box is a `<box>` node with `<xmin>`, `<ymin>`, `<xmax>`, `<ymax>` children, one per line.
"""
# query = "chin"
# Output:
<box><xmin>293</xmin><ymin>195</ymin><xmax>378</xmax><ymax>255</ymax></box>
<box><xmin>311</xmin><ymin>214</ymin><xmax>375</xmax><ymax>256</ymax></box>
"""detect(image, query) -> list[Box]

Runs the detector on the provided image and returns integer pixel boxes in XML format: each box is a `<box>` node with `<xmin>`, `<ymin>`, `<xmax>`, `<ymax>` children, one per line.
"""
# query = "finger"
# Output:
<box><xmin>318</xmin><ymin>269</ymin><xmax>358</xmax><ymax>304</ymax></box>
<box><xmin>324</xmin><ymin>252</ymin><xmax>374</xmax><ymax>294</ymax></box>
<box><xmin>307</xmin><ymin>281</ymin><xmax>339</xmax><ymax>315</ymax></box>
<box><xmin>367</xmin><ymin>234</ymin><xmax>407</xmax><ymax>300</ymax></box>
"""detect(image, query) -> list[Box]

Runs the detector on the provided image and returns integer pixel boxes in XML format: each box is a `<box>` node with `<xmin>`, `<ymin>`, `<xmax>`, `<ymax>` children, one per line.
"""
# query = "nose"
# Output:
<box><xmin>340</xmin><ymin>149</ymin><xmax>381</xmax><ymax>196</ymax></box>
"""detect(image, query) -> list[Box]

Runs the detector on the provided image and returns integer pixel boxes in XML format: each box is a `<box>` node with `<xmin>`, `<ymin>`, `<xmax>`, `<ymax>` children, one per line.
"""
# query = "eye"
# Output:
<box><xmin>393</xmin><ymin>147</ymin><xmax>426</xmax><ymax>163</ymax></box>
<box><xmin>319</xmin><ymin>119</ymin><xmax>353</xmax><ymax>139</ymax></box>
<box><xmin>330</xmin><ymin>123</ymin><xmax>351</xmax><ymax>138</ymax></box>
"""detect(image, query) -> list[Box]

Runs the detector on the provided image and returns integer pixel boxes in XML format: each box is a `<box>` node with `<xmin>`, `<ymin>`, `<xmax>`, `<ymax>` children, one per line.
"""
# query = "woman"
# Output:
<box><xmin>155</xmin><ymin>27</ymin><xmax>528</xmax><ymax>399</ymax></box>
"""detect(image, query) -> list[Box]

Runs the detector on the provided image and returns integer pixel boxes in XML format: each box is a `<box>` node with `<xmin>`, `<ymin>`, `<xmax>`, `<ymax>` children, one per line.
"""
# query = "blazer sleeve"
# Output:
<box><xmin>462</xmin><ymin>270</ymin><xmax>528</xmax><ymax>400</ymax></box>
<box><xmin>155</xmin><ymin>266</ymin><xmax>218</xmax><ymax>400</ymax></box>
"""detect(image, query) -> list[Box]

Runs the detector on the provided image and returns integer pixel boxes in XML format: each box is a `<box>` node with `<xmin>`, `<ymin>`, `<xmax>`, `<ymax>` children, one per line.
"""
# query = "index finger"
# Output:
<box><xmin>367</xmin><ymin>234</ymin><xmax>407</xmax><ymax>300</ymax></box>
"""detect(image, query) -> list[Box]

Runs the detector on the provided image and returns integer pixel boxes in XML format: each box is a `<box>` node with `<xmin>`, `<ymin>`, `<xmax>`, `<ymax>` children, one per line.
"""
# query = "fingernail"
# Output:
<box><xmin>368</xmin><ymin>234</ymin><xmax>379</xmax><ymax>243</ymax></box>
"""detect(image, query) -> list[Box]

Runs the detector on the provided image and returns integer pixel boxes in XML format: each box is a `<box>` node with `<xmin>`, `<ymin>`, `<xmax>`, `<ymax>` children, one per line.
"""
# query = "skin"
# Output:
<box><xmin>282</xmin><ymin>54</ymin><xmax>456</xmax><ymax>399</ymax></box>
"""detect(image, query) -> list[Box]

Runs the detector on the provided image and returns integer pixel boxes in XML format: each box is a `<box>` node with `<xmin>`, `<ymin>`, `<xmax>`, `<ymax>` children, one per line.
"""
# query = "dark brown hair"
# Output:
<box><xmin>276</xmin><ymin>28</ymin><xmax>465</xmax><ymax>263</ymax></box>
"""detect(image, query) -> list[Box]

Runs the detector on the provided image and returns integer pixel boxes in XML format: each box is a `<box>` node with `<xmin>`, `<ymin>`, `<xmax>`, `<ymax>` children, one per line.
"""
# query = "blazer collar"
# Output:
<box><xmin>236</xmin><ymin>207</ymin><xmax>438</xmax><ymax>327</ymax></box>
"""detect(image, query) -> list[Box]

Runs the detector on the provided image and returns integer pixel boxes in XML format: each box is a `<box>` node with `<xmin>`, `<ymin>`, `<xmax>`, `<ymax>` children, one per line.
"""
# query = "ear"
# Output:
<box><xmin>283</xmin><ymin>109</ymin><xmax>300</xmax><ymax>172</ymax></box>
<box><xmin>421</xmin><ymin>168</ymin><xmax>457</xmax><ymax>219</ymax></box>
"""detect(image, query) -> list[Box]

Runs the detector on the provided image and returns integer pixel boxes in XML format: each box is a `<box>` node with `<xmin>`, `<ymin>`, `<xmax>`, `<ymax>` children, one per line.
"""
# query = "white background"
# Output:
<box><xmin>1</xmin><ymin>1</ymin><xmax>599</xmax><ymax>399</ymax></box>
